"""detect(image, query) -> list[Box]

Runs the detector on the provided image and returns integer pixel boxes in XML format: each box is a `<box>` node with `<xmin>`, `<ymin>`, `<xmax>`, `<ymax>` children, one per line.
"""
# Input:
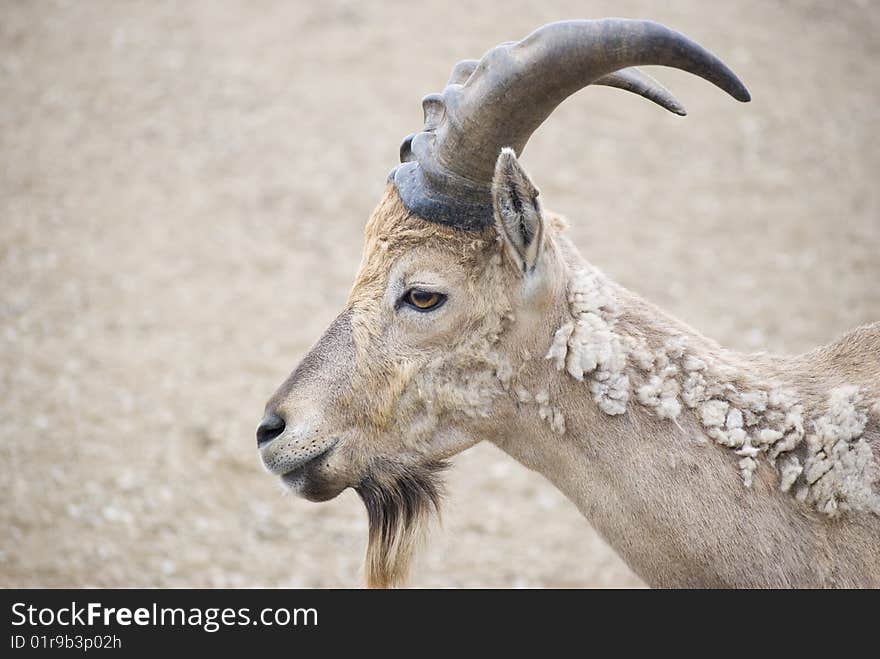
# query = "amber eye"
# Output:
<box><xmin>403</xmin><ymin>289</ymin><xmax>446</xmax><ymax>312</ymax></box>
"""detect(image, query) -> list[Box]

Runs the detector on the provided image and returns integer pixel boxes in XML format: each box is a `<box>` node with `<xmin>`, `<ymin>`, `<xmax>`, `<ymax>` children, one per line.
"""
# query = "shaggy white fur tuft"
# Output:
<box><xmin>796</xmin><ymin>386</ymin><xmax>879</xmax><ymax>515</ymax></box>
<box><xmin>543</xmin><ymin>262</ymin><xmax>879</xmax><ymax>517</ymax></box>
<box><xmin>545</xmin><ymin>268</ymin><xmax>629</xmax><ymax>415</ymax></box>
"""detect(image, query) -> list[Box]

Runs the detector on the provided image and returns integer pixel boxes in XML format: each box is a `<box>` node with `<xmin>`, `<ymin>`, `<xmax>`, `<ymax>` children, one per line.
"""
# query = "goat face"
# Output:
<box><xmin>259</xmin><ymin>152</ymin><xmax>557</xmax><ymax>506</ymax></box>
<box><xmin>254</xmin><ymin>19</ymin><xmax>749</xmax><ymax>585</ymax></box>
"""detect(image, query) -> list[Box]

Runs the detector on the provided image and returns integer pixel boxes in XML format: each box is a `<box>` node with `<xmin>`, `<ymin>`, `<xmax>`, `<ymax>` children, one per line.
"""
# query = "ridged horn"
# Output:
<box><xmin>593</xmin><ymin>68</ymin><xmax>686</xmax><ymax>116</ymax></box>
<box><xmin>390</xmin><ymin>18</ymin><xmax>750</xmax><ymax>230</ymax></box>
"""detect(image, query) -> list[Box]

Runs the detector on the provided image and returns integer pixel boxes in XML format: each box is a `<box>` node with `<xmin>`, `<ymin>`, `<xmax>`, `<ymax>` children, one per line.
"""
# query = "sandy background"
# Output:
<box><xmin>2</xmin><ymin>0</ymin><xmax>878</xmax><ymax>587</ymax></box>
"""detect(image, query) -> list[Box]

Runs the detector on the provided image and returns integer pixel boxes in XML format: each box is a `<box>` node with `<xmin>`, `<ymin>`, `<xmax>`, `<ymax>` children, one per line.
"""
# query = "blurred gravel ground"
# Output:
<box><xmin>2</xmin><ymin>0</ymin><xmax>878</xmax><ymax>587</ymax></box>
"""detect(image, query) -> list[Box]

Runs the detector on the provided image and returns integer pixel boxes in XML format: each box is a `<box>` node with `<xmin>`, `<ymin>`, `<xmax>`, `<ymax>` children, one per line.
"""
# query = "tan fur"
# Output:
<box><xmin>262</xmin><ymin>173</ymin><xmax>880</xmax><ymax>588</ymax></box>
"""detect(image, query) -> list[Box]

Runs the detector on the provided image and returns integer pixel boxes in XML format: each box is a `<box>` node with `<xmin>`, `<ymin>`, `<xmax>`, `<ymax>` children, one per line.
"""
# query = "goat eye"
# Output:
<box><xmin>403</xmin><ymin>289</ymin><xmax>446</xmax><ymax>311</ymax></box>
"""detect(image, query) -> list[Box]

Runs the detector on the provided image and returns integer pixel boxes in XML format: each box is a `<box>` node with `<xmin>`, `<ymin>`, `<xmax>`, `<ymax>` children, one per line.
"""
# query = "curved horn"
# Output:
<box><xmin>452</xmin><ymin>60</ymin><xmax>687</xmax><ymax>116</ymax></box>
<box><xmin>391</xmin><ymin>18</ymin><xmax>750</xmax><ymax>230</ymax></box>
<box><xmin>594</xmin><ymin>68</ymin><xmax>686</xmax><ymax>116</ymax></box>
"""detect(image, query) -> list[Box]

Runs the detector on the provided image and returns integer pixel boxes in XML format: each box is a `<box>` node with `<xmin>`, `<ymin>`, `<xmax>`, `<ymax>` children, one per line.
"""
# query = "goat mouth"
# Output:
<box><xmin>280</xmin><ymin>443</ymin><xmax>340</xmax><ymax>500</ymax></box>
<box><xmin>280</xmin><ymin>446</ymin><xmax>332</xmax><ymax>482</ymax></box>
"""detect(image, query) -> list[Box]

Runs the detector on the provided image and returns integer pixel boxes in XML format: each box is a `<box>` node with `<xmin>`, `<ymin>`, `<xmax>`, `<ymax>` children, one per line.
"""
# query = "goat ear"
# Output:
<box><xmin>492</xmin><ymin>148</ymin><xmax>544</xmax><ymax>274</ymax></box>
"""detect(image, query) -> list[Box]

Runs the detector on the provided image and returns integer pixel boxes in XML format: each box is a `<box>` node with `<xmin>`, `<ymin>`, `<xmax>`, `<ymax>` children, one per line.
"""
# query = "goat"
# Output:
<box><xmin>257</xmin><ymin>19</ymin><xmax>880</xmax><ymax>588</ymax></box>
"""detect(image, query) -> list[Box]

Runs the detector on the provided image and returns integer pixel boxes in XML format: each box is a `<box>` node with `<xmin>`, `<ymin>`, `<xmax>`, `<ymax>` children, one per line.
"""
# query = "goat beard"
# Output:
<box><xmin>355</xmin><ymin>459</ymin><xmax>447</xmax><ymax>589</ymax></box>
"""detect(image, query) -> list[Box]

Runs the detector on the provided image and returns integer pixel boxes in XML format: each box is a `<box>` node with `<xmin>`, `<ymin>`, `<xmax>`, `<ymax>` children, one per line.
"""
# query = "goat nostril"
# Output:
<box><xmin>256</xmin><ymin>413</ymin><xmax>286</xmax><ymax>447</ymax></box>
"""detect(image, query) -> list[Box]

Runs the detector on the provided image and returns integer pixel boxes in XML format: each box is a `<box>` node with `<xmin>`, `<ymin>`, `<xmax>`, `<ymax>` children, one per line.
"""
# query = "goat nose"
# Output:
<box><xmin>256</xmin><ymin>412</ymin><xmax>286</xmax><ymax>447</ymax></box>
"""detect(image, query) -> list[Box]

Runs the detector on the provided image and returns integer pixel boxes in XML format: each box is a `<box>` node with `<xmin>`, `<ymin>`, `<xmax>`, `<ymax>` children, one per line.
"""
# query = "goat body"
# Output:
<box><xmin>488</xmin><ymin>230</ymin><xmax>880</xmax><ymax>587</ymax></box>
